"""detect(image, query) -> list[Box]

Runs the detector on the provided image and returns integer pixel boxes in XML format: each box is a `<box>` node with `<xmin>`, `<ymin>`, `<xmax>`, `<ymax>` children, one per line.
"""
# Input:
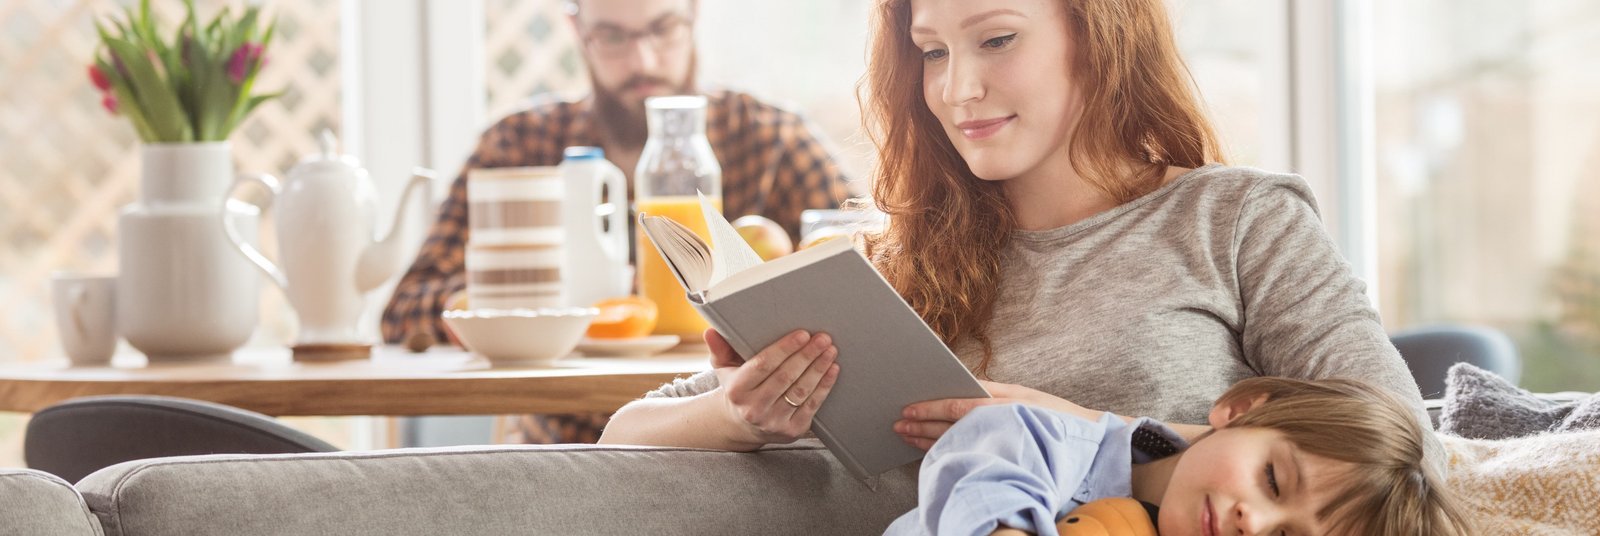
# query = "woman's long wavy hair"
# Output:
<box><xmin>858</xmin><ymin>0</ymin><xmax>1224</xmax><ymax>376</ymax></box>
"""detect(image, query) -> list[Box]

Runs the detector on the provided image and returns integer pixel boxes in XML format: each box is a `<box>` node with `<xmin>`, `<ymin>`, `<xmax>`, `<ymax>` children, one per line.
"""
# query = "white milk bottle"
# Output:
<box><xmin>558</xmin><ymin>146</ymin><xmax>632</xmax><ymax>308</ymax></box>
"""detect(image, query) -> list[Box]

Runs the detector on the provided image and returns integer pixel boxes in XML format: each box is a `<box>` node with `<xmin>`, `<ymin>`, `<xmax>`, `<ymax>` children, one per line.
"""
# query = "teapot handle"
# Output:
<box><xmin>222</xmin><ymin>173</ymin><xmax>289</xmax><ymax>292</ymax></box>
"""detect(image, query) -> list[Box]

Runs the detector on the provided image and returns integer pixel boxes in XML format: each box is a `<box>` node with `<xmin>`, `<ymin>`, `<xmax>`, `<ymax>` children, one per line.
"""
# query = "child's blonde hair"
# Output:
<box><xmin>1215</xmin><ymin>377</ymin><xmax>1475</xmax><ymax>535</ymax></box>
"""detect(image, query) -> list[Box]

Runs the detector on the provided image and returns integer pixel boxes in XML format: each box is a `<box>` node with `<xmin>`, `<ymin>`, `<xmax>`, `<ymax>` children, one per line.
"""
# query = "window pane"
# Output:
<box><xmin>1172</xmin><ymin>0</ymin><xmax>1272</xmax><ymax>166</ymax></box>
<box><xmin>1374</xmin><ymin>0</ymin><xmax>1600</xmax><ymax>390</ymax></box>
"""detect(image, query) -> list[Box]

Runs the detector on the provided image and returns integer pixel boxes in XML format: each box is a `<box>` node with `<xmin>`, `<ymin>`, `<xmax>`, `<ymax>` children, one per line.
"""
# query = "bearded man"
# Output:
<box><xmin>382</xmin><ymin>0</ymin><xmax>851</xmax><ymax>444</ymax></box>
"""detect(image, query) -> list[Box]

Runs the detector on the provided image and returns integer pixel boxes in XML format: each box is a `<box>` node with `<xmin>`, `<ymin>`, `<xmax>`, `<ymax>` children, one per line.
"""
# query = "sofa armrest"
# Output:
<box><xmin>0</xmin><ymin>468</ymin><xmax>104</xmax><ymax>536</ymax></box>
<box><xmin>77</xmin><ymin>441</ymin><xmax>916</xmax><ymax>536</ymax></box>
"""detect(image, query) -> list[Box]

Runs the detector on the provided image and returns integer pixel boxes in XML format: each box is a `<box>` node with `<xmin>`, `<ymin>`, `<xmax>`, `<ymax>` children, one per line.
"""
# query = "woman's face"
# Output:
<box><xmin>909</xmin><ymin>0</ymin><xmax>1083</xmax><ymax>182</ymax></box>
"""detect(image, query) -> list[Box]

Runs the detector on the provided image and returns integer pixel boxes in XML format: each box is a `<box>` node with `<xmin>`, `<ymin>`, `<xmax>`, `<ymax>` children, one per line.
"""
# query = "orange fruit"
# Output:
<box><xmin>585</xmin><ymin>296</ymin><xmax>659</xmax><ymax>339</ymax></box>
<box><xmin>445</xmin><ymin>290</ymin><xmax>468</xmax><ymax>311</ymax></box>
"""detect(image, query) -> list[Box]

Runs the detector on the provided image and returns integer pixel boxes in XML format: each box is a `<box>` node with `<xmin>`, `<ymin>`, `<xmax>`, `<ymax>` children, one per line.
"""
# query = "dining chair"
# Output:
<box><xmin>24</xmin><ymin>395</ymin><xmax>338</xmax><ymax>483</ymax></box>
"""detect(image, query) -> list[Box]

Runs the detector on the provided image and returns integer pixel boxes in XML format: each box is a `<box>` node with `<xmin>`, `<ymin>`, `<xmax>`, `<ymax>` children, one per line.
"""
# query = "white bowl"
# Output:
<box><xmin>442</xmin><ymin>307</ymin><xmax>598</xmax><ymax>365</ymax></box>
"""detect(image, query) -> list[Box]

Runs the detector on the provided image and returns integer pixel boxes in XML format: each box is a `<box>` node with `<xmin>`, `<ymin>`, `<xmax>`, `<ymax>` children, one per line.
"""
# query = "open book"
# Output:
<box><xmin>638</xmin><ymin>194</ymin><xmax>989</xmax><ymax>480</ymax></box>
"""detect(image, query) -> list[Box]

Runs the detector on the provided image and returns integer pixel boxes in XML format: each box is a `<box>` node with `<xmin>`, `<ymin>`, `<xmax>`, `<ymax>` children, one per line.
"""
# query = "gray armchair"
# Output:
<box><xmin>1391</xmin><ymin>324</ymin><xmax>1520</xmax><ymax>399</ymax></box>
<box><xmin>24</xmin><ymin>395</ymin><xmax>338</xmax><ymax>483</ymax></box>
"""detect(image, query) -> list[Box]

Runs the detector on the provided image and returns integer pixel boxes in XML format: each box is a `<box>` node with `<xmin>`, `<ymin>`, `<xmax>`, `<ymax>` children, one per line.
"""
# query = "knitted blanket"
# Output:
<box><xmin>1440</xmin><ymin>430</ymin><xmax>1600</xmax><ymax>535</ymax></box>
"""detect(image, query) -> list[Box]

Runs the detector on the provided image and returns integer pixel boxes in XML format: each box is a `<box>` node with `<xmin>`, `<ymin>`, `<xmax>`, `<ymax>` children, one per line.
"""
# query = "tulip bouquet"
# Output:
<box><xmin>89</xmin><ymin>0</ymin><xmax>277</xmax><ymax>142</ymax></box>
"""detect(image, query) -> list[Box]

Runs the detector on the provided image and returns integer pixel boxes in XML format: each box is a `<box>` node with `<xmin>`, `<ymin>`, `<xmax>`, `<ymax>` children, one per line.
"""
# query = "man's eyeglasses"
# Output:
<box><xmin>582</xmin><ymin>15</ymin><xmax>692</xmax><ymax>58</ymax></box>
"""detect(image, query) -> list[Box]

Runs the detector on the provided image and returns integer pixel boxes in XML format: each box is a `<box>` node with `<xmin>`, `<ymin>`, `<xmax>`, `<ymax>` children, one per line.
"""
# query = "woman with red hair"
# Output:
<box><xmin>601</xmin><ymin>0</ymin><xmax>1425</xmax><ymax>452</ymax></box>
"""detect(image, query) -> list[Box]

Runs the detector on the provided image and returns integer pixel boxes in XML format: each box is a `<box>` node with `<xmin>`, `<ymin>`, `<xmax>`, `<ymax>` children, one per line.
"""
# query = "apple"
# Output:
<box><xmin>732</xmin><ymin>215</ymin><xmax>794</xmax><ymax>260</ymax></box>
<box><xmin>799</xmin><ymin>226</ymin><xmax>853</xmax><ymax>250</ymax></box>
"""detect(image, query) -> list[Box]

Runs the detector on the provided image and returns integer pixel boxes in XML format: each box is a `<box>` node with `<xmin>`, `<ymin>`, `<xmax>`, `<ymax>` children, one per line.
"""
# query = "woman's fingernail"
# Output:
<box><xmin>905</xmin><ymin>408</ymin><xmax>918</xmax><ymax>419</ymax></box>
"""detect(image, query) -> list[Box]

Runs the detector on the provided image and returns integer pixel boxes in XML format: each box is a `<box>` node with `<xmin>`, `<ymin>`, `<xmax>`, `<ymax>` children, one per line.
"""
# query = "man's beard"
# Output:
<box><xmin>591</xmin><ymin>54</ymin><xmax>697</xmax><ymax>149</ymax></box>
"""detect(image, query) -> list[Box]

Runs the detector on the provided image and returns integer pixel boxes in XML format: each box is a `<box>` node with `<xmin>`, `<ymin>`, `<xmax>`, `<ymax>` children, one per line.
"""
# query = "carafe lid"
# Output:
<box><xmin>563</xmin><ymin>146</ymin><xmax>606</xmax><ymax>161</ymax></box>
<box><xmin>644</xmin><ymin>96</ymin><xmax>707</xmax><ymax>138</ymax></box>
<box><xmin>645</xmin><ymin>95</ymin><xmax>707</xmax><ymax>110</ymax></box>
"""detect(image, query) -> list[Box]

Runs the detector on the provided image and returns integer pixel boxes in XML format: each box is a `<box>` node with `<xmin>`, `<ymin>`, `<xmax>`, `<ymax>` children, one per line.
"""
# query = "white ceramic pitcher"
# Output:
<box><xmin>222</xmin><ymin>131</ymin><xmax>433</xmax><ymax>345</ymax></box>
<box><xmin>558</xmin><ymin>147</ymin><xmax>631</xmax><ymax>307</ymax></box>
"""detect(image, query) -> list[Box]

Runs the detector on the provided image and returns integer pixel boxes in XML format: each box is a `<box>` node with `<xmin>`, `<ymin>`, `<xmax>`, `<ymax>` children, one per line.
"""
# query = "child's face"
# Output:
<box><xmin>1157</xmin><ymin>426</ymin><xmax>1351</xmax><ymax>536</ymax></box>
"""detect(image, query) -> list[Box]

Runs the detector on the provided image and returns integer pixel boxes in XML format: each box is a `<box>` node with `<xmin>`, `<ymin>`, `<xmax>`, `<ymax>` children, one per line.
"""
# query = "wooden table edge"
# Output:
<box><xmin>0</xmin><ymin>368</ymin><xmax>706</xmax><ymax>416</ymax></box>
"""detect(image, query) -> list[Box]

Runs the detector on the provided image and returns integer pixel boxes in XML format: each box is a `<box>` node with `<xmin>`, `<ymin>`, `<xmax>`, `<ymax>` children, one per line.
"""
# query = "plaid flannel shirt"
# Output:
<box><xmin>382</xmin><ymin>90</ymin><xmax>852</xmax><ymax>347</ymax></box>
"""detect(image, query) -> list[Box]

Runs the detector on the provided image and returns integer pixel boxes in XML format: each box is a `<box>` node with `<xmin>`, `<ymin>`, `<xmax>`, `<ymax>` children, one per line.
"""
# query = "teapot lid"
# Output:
<box><xmin>290</xmin><ymin>129</ymin><xmax>363</xmax><ymax>175</ymax></box>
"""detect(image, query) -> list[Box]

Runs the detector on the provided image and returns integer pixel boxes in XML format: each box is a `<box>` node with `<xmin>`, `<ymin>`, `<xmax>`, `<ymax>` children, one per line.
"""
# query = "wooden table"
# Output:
<box><xmin>0</xmin><ymin>346</ymin><xmax>710</xmax><ymax>416</ymax></box>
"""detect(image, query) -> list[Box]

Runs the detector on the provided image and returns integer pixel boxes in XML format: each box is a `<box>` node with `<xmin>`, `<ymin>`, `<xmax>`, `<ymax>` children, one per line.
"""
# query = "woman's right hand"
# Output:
<box><xmin>705</xmin><ymin>328</ymin><xmax>840</xmax><ymax>447</ymax></box>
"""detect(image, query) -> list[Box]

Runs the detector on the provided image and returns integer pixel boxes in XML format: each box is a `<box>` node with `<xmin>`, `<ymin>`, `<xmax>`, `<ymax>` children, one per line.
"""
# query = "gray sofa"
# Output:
<box><xmin>0</xmin><ymin>468</ymin><xmax>103</xmax><ymax>535</ymax></box>
<box><xmin>4</xmin><ymin>440</ymin><xmax>918</xmax><ymax>536</ymax></box>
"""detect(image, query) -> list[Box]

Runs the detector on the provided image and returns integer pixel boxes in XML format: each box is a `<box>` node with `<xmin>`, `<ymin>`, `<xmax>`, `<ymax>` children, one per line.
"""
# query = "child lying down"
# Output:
<box><xmin>885</xmin><ymin>377</ymin><xmax>1474</xmax><ymax>536</ymax></box>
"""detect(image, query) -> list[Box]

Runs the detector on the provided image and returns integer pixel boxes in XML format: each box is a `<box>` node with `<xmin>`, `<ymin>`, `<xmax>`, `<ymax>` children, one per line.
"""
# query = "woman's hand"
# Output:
<box><xmin>894</xmin><ymin>381</ymin><xmax>1101</xmax><ymax>450</ymax></box>
<box><xmin>706</xmin><ymin>328</ymin><xmax>841</xmax><ymax>448</ymax></box>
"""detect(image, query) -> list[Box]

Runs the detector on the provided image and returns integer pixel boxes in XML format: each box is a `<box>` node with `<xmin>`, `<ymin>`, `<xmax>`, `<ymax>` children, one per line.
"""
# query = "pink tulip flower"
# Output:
<box><xmin>102</xmin><ymin>94</ymin><xmax>119</xmax><ymax>115</ymax></box>
<box><xmin>88</xmin><ymin>65</ymin><xmax>112</xmax><ymax>91</ymax></box>
<box><xmin>227</xmin><ymin>43</ymin><xmax>265</xmax><ymax>84</ymax></box>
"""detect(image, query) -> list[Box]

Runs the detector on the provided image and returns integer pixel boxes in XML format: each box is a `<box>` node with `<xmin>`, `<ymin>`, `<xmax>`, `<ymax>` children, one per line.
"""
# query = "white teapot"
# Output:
<box><xmin>223</xmin><ymin>131</ymin><xmax>432</xmax><ymax>346</ymax></box>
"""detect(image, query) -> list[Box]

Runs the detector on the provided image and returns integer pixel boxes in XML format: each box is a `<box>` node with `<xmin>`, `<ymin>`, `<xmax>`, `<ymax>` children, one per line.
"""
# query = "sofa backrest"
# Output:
<box><xmin>75</xmin><ymin>441</ymin><xmax>917</xmax><ymax>536</ymax></box>
<box><xmin>0</xmin><ymin>468</ymin><xmax>104</xmax><ymax>536</ymax></box>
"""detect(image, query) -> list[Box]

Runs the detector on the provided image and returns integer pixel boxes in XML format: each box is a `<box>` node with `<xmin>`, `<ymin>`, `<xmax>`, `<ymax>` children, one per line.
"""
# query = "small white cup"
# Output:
<box><xmin>51</xmin><ymin>273</ymin><xmax>118</xmax><ymax>366</ymax></box>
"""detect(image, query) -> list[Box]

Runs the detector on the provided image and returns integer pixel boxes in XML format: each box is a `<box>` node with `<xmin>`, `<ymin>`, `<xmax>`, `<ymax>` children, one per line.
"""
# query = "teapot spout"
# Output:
<box><xmin>356</xmin><ymin>168</ymin><xmax>438</xmax><ymax>292</ymax></box>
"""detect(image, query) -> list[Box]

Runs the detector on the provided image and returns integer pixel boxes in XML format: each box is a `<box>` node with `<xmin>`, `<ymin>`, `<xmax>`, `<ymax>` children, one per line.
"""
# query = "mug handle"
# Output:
<box><xmin>68</xmin><ymin>284</ymin><xmax>88</xmax><ymax>339</ymax></box>
<box><xmin>222</xmin><ymin>173</ymin><xmax>289</xmax><ymax>292</ymax></box>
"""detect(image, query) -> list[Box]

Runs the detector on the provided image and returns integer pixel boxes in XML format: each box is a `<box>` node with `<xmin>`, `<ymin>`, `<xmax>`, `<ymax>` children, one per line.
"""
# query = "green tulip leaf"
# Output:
<box><xmin>91</xmin><ymin>0</ymin><xmax>275</xmax><ymax>143</ymax></box>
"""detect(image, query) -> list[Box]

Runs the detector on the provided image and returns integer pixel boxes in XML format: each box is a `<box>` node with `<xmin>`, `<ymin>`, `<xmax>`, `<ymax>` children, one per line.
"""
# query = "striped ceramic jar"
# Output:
<box><xmin>466</xmin><ymin>166</ymin><xmax>565</xmax><ymax>309</ymax></box>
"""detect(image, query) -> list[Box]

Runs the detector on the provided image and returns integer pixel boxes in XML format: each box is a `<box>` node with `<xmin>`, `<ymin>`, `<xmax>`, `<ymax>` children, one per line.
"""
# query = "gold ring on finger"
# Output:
<box><xmin>782</xmin><ymin>394</ymin><xmax>803</xmax><ymax>408</ymax></box>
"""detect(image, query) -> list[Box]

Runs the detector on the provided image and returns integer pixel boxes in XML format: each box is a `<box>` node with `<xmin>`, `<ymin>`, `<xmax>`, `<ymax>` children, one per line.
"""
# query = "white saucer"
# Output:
<box><xmin>575</xmin><ymin>335</ymin><xmax>682</xmax><ymax>357</ymax></box>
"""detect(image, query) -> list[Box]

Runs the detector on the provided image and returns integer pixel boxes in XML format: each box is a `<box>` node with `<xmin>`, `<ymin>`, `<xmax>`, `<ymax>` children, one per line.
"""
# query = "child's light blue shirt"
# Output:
<box><xmin>884</xmin><ymin>404</ymin><xmax>1187</xmax><ymax>536</ymax></box>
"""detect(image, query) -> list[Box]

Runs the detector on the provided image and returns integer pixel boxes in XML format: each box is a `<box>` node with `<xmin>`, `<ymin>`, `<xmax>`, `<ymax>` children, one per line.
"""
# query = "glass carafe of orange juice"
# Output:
<box><xmin>635</xmin><ymin>95</ymin><xmax>721</xmax><ymax>338</ymax></box>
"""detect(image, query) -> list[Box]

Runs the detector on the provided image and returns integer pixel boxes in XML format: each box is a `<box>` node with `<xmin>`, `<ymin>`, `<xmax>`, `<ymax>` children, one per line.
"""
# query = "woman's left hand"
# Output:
<box><xmin>893</xmin><ymin>381</ymin><xmax>1102</xmax><ymax>450</ymax></box>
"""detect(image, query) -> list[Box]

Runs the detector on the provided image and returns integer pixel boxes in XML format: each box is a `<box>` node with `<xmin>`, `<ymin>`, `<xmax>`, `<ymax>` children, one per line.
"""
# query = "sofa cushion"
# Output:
<box><xmin>1440</xmin><ymin>363</ymin><xmax>1598</xmax><ymax>439</ymax></box>
<box><xmin>0</xmin><ymin>468</ymin><xmax>104</xmax><ymax>536</ymax></box>
<box><xmin>77</xmin><ymin>441</ymin><xmax>916</xmax><ymax>536</ymax></box>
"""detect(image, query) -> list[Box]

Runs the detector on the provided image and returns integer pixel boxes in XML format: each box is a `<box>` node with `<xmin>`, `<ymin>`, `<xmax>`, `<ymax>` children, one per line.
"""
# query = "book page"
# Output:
<box><xmin>699</xmin><ymin>191</ymin><xmax>765</xmax><ymax>287</ymax></box>
<box><xmin>637</xmin><ymin>214</ymin><xmax>713</xmax><ymax>293</ymax></box>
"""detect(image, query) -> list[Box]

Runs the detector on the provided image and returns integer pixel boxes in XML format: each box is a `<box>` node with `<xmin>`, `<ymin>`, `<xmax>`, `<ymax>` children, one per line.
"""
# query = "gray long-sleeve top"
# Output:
<box><xmin>647</xmin><ymin>164</ymin><xmax>1425</xmax><ymax>429</ymax></box>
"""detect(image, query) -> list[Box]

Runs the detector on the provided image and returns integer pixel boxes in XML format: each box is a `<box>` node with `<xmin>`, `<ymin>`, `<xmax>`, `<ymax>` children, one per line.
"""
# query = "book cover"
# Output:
<box><xmin>639</xmin><ymin>200</ymin><xmax>989</xmax><ymax>480</ymax></box>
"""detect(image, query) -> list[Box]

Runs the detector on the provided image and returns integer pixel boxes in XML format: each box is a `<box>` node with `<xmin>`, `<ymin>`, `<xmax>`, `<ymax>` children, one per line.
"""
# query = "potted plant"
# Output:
<box><xmin>88</xmin><ymin>0</ymin><xmax>278</xmax><ymax>363</ymax></box>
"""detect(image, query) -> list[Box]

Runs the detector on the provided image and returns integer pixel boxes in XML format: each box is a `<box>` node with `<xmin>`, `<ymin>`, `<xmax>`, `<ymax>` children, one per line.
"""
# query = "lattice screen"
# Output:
<box><xmin>483</xmin><ymin>0</ymin><xmax>589</xmax><ymax>120</ymax></box>
<box><xmin>0</xmin><ymin>0</ymin><xmax>342</xmax><ymax>363</ymax></box>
